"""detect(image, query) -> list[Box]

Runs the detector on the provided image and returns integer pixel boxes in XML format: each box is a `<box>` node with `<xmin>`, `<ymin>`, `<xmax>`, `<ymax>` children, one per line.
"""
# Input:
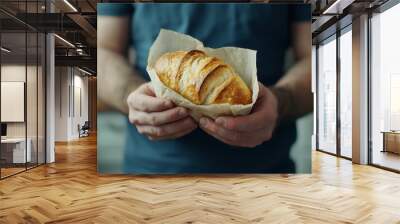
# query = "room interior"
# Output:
<box><xmin>0</xmin><ymin>0</ymin><xmax>400</xmax><ymax>223</ymax></box>
<box><xmin>313</xmin><ymin>0</ymin><xmax>400</xmax><ymax>172</ymax></box>
<box><xmin>0</xmin><ymin>29</ymin><xmax>46</xmax><ymax>177</ymax></box>
<box><xmin>0</xmin><ymin>0</ymin><xmax>97</xmax><ymax>179</ymax></box>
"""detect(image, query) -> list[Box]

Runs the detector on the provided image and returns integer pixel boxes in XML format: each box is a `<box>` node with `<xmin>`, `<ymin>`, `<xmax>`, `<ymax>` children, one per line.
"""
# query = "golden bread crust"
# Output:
<box><xmin>154</xmin><ymin>50</ymin><xmax>252</xmax><ymax>105</ymax></box>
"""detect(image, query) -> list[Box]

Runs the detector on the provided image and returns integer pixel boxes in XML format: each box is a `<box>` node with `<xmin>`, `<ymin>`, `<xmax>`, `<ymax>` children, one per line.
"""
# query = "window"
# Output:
<box><xmin>317</xmin><ymin>35</ymin><xmax>337</xmax><ymax>154</ymax></box>
<box><xmin>370</xmin><ymin>2</ymin><xmax>400</xmax><ymax>171</ymax></box>
<box><xmin>339</xmin><ymin>27</ymin><xmax>352</xmax><ymax>158</ymax></box>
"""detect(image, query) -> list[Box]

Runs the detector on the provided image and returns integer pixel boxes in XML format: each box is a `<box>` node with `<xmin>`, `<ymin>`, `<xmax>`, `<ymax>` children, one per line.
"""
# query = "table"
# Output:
<box><xmin>1</xmin><ymin>138</ymin><xmax>31</xmax><ymax>163</ymax></box>
<box><xmin>381</xmin><ymin>131</ymin><xmax>400</xmax><ymax>154</ymax></box>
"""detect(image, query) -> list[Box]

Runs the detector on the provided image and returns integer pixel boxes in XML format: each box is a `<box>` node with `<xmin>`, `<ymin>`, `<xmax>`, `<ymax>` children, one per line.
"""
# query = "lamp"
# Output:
<box><xmin>322</xmin><ymin>0</ymin><xmax>354</xmax><ymax>15</ymax></box>
<box><xmin>78</xmin><ymin>67</ymin><xmax>93</xmax><ymax>76</ymax></box>
<box><xmin>63</xmin><ymin>0</ymin><xmax>78</xmax><ymax>12</ymax></box>
<box><xmin>1</xmin><ymin>47</ymin><xmax>11</xmax><ymax>53</ymax></box>
<box><xmin>54</xmin><ymin>34</ymin><xmax>75</xmax><ymax>48</ymax></box>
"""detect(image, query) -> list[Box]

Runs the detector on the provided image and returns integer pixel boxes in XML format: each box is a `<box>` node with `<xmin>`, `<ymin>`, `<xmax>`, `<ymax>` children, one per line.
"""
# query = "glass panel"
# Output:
<box><xmin>371</xmin><ymin>4</ymin><xmax>400</xmax><ymax>171</ymax></box>
<box><xmin>38</xmin><ymin>32</ymin><xmax>45</xmax><ymax>165</ymax></box>
<box><xmin>26</xmin><ymin>0</ymin><xmax>39</xmax><ymax>170</ymax></box>
<box><xmin>317</xmin><ymin>36</ymin><xmax>337</xmax><ymax>154</ymax></box>
<box><xmin>0</xmin><ymin>1</ymin><xmax>46</xmax><ymax>178</ymax></box>
<box><xmin>1</xmin><ymin>31</ymin><xmax>27</xmax><ymax>177</ymax></box>
<box><xmin>339</xmin><ymin>29</ymin><xmax>352</xmax><ymax>158</ymax></box>
<box><xmin>27</xmin><ymin>31</ymin><xmax>38</xmax><ymax>169</ymax></box>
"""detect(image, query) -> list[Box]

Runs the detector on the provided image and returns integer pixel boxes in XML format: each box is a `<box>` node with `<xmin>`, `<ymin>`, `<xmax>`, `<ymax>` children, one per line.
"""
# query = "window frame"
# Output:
<box><xmin>315</xmin><ymin>20</ymin><xmax>353</xmax><ymax>160</ymax></box>
<box><xmin>0</xmin><ymin>1</ymin><xmax>48</xmax><ymax>180</ymax></box>
<box><xmin>367</xmin><ymin>0</ymin><xmax>400</xmax><ymax>173</ymax></box>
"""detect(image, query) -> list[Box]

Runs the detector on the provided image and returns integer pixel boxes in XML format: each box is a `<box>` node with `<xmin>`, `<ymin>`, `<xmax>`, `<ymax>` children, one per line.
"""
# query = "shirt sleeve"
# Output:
<box><xmin>289</xmin><ymin>4</ymin><xmax>311</xmax><ymax>22</ymax></box>
<box><xmin>97</xmin><ymin>3</ymin><xmax>134</xmax><ymax>16</ymax></box>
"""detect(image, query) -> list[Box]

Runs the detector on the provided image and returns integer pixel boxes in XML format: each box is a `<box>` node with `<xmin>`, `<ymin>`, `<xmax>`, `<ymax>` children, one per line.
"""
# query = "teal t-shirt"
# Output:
<box><xmin>98</xmin><ymin>3</ymin><xmax>310</xmax><ymax>173</ymax></box>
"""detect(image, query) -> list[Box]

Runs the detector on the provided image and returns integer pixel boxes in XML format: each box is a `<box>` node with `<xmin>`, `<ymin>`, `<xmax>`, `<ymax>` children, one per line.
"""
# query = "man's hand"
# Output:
<box><xmin>199</xmin><ymin>83</ymin><xmax>278</xmax><ymax>148</ymax></box>
<box><xmin>127</xmin><ymin>83</ymin><xmax>197</xmax><ymax>140</ymax></box>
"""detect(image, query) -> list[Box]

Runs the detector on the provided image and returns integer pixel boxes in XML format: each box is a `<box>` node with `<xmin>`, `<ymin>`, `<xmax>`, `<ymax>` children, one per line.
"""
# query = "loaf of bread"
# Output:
<box><xmin>154</xmin><ymin>50</ymin><xmax>252</xmax><ymax>105</ymax></box>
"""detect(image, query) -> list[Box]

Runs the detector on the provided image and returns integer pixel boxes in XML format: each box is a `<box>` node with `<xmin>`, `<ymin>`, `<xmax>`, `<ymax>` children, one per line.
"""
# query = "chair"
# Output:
<box><xmin>78</xmin><ymin>121</ymin><xmax>90</xmax><ymax>138</ymax></box>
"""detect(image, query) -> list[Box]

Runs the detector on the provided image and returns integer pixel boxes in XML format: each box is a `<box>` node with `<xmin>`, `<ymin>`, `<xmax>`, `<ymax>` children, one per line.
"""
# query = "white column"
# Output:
<box><xmin>45</xmin><ymin>1</ymin><xmax>56</xmax><ymax>163</ymax></box>
<box><xmin>352</xmin><ymin>14</ymin><xmax>369</xmax><ymax>164</ymax></box>
<box><xmin>46</xmin><ymin>33</ymin><xmax>55</xmax><ymax>163</ymax></box>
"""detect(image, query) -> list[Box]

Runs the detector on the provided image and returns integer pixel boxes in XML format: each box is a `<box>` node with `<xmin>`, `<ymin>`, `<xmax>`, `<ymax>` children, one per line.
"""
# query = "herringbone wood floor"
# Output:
<box><xmin>1</xmin><ymin>135</ymin><xmax>400</xmax><ymax>224</ymax></box>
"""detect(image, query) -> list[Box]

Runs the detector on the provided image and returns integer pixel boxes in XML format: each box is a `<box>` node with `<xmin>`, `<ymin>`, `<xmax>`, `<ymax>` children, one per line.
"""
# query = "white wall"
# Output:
<box><xmin>71</xmin><ymin>73</ymin><xmax>89</xmax><ymax>138</ymax></box>
<box><xmin>54</xmin><ymin>67</ymin><xmax>89</xmax><ymax>141</ymax></box>
<box><xmin>55</xmin><ymin>67</ymin><xmax>69</xmax><ymax>141</ymax></box>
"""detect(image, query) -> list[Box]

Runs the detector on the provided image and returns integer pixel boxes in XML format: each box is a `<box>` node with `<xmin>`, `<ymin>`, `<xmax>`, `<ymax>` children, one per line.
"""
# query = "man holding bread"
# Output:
<box><xmin>98</xmin><ymin>3</ymin><xmax>312</xmax><ymax>173</ymax></box>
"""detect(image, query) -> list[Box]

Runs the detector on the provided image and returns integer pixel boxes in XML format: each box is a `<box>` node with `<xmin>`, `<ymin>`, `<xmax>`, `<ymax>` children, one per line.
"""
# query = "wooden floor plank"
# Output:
<box><xmin>0</xmin><ymin>134</ymin><xmax>400</xmax><ymax>223</ymax></box>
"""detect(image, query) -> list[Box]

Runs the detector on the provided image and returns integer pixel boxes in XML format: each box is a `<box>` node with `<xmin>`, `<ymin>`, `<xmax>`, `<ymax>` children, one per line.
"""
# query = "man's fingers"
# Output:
<box><xmin>137</xmin><ymin>117</ymin><xmax>197</xmax><ymax>138</ymax></box>
<box><xmin>199</xmin><ymin>118</ymin><xmax>247</xmax><ymax>146</ymax></box>
<box><xmin>130</xmin><ymin>107</ymin><xmax>189</xmax><ymax>126</ymax></box>
<box><xmin>200</xmin><ymin>117</ymin><xmax>266</xmax><ymax>148</ymax></box>
<box><xmin>213</xmin><ymin>86</ymin><xmax>278</xmax><ymax>132</ymax></box>
<box><xmin>136</xmin><ymin>82</ymin><xmax>157</xmax><ymax>97</ymax></box>
<box><xmin>214</xmin><ymin>91</ymin><xmax>273</xmax><ymax>132</ymax></box>
<box><xmin>199</xmin><ymin>118</ymin><xmax>237</xmax><ymax>146</ymax></box>
<box><xmin>200</xmin><ymin>118</ymin><xmax>240</xmax><ymax>142</ymax></box>
<box><xmin>127</xmin><ymin>83</ymin><xmax>174</xmax><ymax>112</ymax></box>
<box><xmin>214</xmin><ymin>112</ymin><xmax>266</xmax><ymax>132</ymax></box>
<box><xmin>129</xmin><ymin>93</ymin><xmax>174</xmax><ymax>112</ymax></box>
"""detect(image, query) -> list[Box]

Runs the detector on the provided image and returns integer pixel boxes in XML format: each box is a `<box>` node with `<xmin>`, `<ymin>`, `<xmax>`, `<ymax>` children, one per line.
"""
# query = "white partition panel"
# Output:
<box><xmin>1</xmin><ymin>82</ymin><xmax>25</xmax><ymax>122</ymax></box>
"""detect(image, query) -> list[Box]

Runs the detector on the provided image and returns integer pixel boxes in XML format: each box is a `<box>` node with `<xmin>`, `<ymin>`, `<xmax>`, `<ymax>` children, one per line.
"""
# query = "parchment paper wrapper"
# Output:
<box><xmin>147</xmin><ymin>29</ymin><xmax>259</xmax><ymax>121</ymax></box>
